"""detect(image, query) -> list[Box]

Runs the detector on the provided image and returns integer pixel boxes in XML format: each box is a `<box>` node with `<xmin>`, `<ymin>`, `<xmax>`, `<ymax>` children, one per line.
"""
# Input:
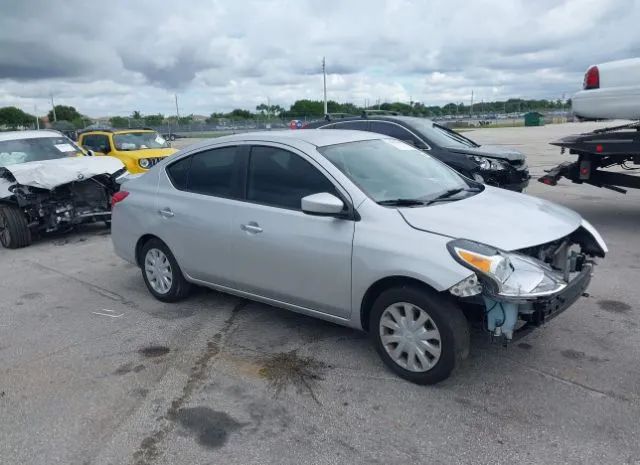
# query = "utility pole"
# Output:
<box><xmin>322</xmin><ymin>57</ymin><xmax>328</xmax><ymax>116</ymax></box>
<box><xmin>174</xmin><ymin>94</ymin><xmax>180</xmax><ymax>121</ymax></box>
<box><xmin>50</xmin><ymin>94</ymin><xmax>57</xmax><ymax>122</ymax></box>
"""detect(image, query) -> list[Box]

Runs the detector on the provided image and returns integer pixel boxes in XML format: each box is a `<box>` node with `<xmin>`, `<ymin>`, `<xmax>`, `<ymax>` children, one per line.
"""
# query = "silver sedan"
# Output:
<box><xmin>111</xmin><ymin>130</ymin><xmax>606</xmax><ymax>384</ymax></box>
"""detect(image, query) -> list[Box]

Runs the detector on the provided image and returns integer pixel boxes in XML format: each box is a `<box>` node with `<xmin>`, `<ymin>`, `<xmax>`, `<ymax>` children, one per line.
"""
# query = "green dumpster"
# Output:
<box><xmin>524</xmin><ymin>111</ymin><xmax>545</xmax><ymax>126</ymax></box>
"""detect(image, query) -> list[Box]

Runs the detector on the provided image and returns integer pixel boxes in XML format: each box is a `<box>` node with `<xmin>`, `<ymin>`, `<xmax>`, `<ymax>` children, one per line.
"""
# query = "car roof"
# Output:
<box><xmin>208</xmin><ymin>129</ymin><xmax>384</xmax><ymax>148</ymax></box>
<box><xmin>0</xmin><ymin>129</ymin><xmax>64</xmax><ymax>142</ymax></box>
<box><xmin>306</xmin><ymin>115</ymin><xmax>436</xmax><ymax>129</ymax></box>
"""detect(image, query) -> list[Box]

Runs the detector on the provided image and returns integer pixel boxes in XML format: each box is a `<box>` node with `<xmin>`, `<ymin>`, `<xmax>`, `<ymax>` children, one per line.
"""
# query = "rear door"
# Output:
<box><xmin>230</xmin><ymin>144</ymin><xmax>355</xmax><ymax>318</ymax></box>
<box><xmin>156</xmin><ymin>144</ymin><xmax>245</xmax><ymax>286</ymax></box>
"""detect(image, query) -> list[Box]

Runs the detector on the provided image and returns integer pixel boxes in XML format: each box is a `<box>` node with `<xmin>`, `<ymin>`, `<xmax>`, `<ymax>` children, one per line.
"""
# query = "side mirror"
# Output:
<box><xmin>86</xmin><ymin>149</ymin><xmax>95</xmax><ymax>157</ymax></box>
<box><xmin>301</xmin><ymin>192</ymin><xmax>344</xmax><ymax>216</ymax></box>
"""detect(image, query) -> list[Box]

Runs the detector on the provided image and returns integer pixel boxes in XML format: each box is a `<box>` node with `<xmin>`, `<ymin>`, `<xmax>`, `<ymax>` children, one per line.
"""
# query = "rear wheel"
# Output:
<box><xmin>0</xmin><ymin>205</ymin><xmax>32</xmax><ymax>249</ymax></box>
<box><xmin>140</xmin><ymin>239</ymin><xmax>191</xmax><ymax>302</ymax></box>
<box><xmin>369</xmin><ymin>286</ymin><xmax>469</xmax><ymax>384</ymax></box>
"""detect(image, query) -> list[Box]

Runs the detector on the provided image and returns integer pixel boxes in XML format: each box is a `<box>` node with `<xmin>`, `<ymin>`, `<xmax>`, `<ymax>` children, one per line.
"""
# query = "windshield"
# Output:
<box><xmin>113</xmin><ymin>132</ymin><xmax>168</xmax><ymax>150</ymax></box>
<box><xmin>319</xmin><ymin>138</ymin><xmax>474</xmax><ymax>203</ymax></box>
<box><xmin>405</xmin><ymin>118</ymin><xmax>479</xmax><ymax>148</ymax></box>
<box><xmin>0</xmin><ymin>136</ymin><xmax>84</xmax><ymax>168</ymax></box>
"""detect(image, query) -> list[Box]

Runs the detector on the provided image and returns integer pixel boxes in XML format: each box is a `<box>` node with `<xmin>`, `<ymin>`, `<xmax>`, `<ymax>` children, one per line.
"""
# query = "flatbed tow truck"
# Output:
<box><xmin>539</xmin><ymin>121</ymin><xmax>640</xmax><ymax>193</ymax></box>
<box><xmin>539</xmin><ymin>57</ymin><xmax>640</xmax><ymax>193</ymax></box>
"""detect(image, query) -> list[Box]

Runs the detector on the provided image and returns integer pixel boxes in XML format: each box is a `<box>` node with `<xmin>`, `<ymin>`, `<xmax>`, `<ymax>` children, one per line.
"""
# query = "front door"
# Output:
<box><xmin>231</xmin><ymin>144</ymin><xmax>354</xmax><ymax>318</ymax></box>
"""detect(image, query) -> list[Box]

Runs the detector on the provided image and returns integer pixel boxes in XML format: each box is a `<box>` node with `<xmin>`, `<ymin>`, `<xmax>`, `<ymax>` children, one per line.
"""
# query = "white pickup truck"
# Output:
<box><xmin>539</xmin><ymin>58</ymin><xmax>640</xmax><ymax>192</ymax></box>
<box><xmin>572</xmin><ymin>57</ymin><xmax>640</xmax><ymax>120</ymax></box>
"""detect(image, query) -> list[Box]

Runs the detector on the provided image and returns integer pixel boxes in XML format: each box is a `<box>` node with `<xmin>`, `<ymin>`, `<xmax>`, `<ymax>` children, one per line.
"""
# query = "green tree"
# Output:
<box><xmin>48</xmin><ymin>105</ymin><xmax>82</xmax><ymax>123</ymax></box>
<box><xmin>131</xmin><ymin>110</ymin><xmax>143</xmax><ymax>120</ymax></box>
<box><xmin>144</xmin><ymin>113</ymin><xmax>165</xmax><ymax>126</ymax></box>
<box><xmin>229</xmin><ymin>109</ymin><xmax>253</xmax><ymax>119</ymax></box>
<box><xmin>109</xmin><ymin>116</ymin><xmax>129</xmax><ymax>128</ymax></box>
<box><xmin>178</xmin><ymin>114</ymin><xmax>194</xmax><ymax>125</ymax></box>
<box><xmin>0</xmin><ymin>106</ymin><xmax>36</xmax><ymax>128</ymax></box>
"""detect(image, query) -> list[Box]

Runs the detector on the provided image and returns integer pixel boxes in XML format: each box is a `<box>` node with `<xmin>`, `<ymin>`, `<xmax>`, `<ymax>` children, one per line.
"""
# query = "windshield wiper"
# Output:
<box><xmin>377</xmin><ymin>198</ymin><xmax>427</xmax><ymax>206</ymax></box>
<box><xmin>426</xmin><ymin>187</ymin><xmax>479</xmax><ymax>205</ymax></box>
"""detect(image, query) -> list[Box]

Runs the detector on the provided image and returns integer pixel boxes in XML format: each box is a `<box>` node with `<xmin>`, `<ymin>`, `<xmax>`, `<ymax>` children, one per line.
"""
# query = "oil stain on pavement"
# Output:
<box><xmin>598</xmin><ymin>300</ymin><xmax>632</xmax><ymax>313</ymax></box>
<box><xmin>139</xmin><ymin>346</ymin><xmax>171</xmax><ymax>358</ymax></box>
<box><xmin>175</xmin><ymin>407</ymin><xmax>246</xmax><ymax>449</ymax></box>
<box><xmin>259</xmin><ymin>350</ymin><xmax>326</xmax><ymax>405</ymax></box>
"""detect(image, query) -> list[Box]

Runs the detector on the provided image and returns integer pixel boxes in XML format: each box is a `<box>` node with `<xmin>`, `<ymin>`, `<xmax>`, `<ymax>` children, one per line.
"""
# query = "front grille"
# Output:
<box><xmin>145</xmin><ymin>157</ymin><xmax>163</xmax><ymax>167</ymax></box>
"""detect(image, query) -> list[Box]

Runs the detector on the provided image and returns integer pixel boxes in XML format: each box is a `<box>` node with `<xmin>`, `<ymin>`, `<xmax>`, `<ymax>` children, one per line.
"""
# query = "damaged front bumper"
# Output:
<box><xmin>482</xmin><ymin>264</ymin><xmax>592</xmax><ymax>341</ymax></box>
<box><xmin>447</xmin><ymin>223</ymin><xmax>604</xmax><ymax>342</ymax></box>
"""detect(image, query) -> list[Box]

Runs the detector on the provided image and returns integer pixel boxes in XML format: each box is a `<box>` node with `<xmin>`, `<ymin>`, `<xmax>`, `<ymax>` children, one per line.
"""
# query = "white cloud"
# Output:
<box><xmin>0</xmin><ymin>0</ymin><xmax>638</xmax><ymax>117</ymax></box>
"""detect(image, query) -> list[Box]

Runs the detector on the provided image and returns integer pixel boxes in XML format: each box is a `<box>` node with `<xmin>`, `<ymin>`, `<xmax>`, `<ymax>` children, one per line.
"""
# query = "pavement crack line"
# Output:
<box><xmin>131</xmin><ymin>298</ymin><xmax>248</xmax><ymax>465</ymax></box>
<box><xmin>27</xmin><ymin>260</ymin><xmax>138</xmax><ymax>308</ymax></box>
<box><xmin>501</xmin><ymin>354</ymin><xmax>633</xmax><ymax>403</ymax></box>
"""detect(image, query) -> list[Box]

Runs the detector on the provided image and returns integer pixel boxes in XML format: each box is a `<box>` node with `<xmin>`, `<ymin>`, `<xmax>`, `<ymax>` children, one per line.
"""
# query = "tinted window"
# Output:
<box><xmin>369</xmin><ymin>122</ymin><xmax>425</xmax><ymax>148</ymax></box>
<box><xmin>332</xmin><ymin>121</ymin><xmax>369</xmax><ymax>131</ymax></box>
<box><xmin>187</xmin><ymin>146</ymin><xmax>239</xmax><ymax>198</ymax></box>
<box><xmin>166</xmin><ymin>156</ymin><xmax>191</xmax><ymax>190</ymax></box>
<box><xmin>82</xmin><ymin>134</ymin><xmax>110</xmax><ymax>152</ymax></box>
<box><xmin>248</xmin><ymin>146</ymin><xmax>337</xmax><ymax>210</ymax></box>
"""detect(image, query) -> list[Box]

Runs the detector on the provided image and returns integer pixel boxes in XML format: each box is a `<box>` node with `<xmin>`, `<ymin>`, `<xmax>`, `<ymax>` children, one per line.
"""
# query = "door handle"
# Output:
<box><xmin>241</xmin><ymin>222</ymin><xmax>263</xmax><ymax>234</ymax></box>
<box><xmin>159</xmin><ymin>208</ymin><xmax>174</xmax><ymax>218</ymax></box>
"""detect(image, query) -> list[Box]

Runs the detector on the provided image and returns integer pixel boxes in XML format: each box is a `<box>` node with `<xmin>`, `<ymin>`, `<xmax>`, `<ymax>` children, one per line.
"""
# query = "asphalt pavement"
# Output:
<box><xmin>1</xmin><ymin>121</ymin><xmax>639</xmax><ymax>465</ymax></box>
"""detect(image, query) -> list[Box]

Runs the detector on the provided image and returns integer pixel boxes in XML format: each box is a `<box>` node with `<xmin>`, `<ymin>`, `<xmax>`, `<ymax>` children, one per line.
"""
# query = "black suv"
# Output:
<box><xmin>304</xmin><ymin>114</ymin><xmax>529</xmax><ymax>191</ymax></box>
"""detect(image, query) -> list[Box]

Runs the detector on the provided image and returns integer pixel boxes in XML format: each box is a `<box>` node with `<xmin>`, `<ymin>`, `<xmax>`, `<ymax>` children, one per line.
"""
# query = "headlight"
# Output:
<box><xmin>447</xmin><ymin>239</ymin><xmax>567</xmax><ymax>300</ymax></box>
<box><xmin>138</xmin><ymin>158</ymin><xmax>150</xmax><ymax>169</ymax></box>
<box><xmin>469</xmin><ymin>155</ymin><xmax>508</xmax><ymax>171</ymax></box>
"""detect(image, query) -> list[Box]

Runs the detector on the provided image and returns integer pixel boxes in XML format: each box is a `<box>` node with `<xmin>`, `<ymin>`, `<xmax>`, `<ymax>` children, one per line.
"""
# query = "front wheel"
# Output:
<box><xmin>0</xmin><ymin>205</ymin><xmax>32</xmax><ymax>249</ymax></box>
<box><xmin>140</xmin><ymin>239</ymin><xmax>192</xmax><ymax>302</ymax></box>
<box><xmin>369</xmin><ymin>286</ymin><xmax>469</xmax><ymax>384</ymax></box>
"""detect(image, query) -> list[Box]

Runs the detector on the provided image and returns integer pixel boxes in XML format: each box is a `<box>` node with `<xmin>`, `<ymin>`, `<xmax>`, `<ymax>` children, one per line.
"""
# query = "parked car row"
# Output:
<box><xmin>111</xmin><ymin>129</ymin><xmax>606</xmax><ymax>385</ymax></box>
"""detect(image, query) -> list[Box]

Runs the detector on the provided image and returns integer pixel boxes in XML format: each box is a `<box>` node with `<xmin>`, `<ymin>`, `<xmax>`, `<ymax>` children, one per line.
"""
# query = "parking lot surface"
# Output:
<box><xmin>1</xmin><ymin>122</ymin><xmax>639</xmax><ymax>465</ymax></box>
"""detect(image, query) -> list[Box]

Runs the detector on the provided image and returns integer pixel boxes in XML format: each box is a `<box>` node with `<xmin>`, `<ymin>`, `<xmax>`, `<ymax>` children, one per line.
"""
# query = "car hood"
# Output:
<box><xmin>119</xmin><ymin>148</ymin><xmax>177</xmax><ymax>160</ymax></box>
<box><xmin>398</xmin><ymin>187</ymin><xmax>582</xmax><ymax>251</ymax></box>
<box><xmin>447</xmin><ymin>144</ymin><xmax>525</xmax><ymax>162</ymax></box>
<box><xmin>0</xmin><ymin>156</ymin><xmax>124</xmax><ymax>195</ymax></box>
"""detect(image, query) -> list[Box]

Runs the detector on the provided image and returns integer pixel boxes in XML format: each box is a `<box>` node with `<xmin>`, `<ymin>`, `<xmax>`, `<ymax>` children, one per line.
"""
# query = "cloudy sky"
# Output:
<box><xmin>1</xmin><ymin>0</ymin><xmax>639</xmax><ymax>117</ymax></box>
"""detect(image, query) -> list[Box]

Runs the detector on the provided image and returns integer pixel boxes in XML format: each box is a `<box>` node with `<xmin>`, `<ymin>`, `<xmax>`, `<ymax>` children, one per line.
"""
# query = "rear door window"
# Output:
<box><xmin>369</xmin><ymin>122</ymin><xmax>426</xmax><ymax>148</ymax></box>
<box><xmin>166</xmin><ymin>146</ymin><xmax>241</xmax><ymax>198</ymax></box>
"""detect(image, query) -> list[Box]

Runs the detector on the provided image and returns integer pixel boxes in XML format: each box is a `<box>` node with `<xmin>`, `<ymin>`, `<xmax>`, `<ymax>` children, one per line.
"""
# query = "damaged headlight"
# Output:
<box><xmin>469</xmin><ymin>155</ymin><xmax>508</xmax><ymax>171</ymax></box>
<box><xmin>447</xmin><ymin>239</ymin><xmax>567</xmax><ymax>300</ymax></box>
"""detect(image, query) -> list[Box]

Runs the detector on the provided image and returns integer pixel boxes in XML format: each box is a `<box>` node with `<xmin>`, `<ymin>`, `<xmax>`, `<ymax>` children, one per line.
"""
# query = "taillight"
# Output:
<box><xmin>583</xmin><ymin>65</ymin><xmax>599</xmax><ymax>90</ymax></box>
<box><xmin>111</xmin><ymin>191</ymin><xmax>129</xmax><ymax>207</ymax></box>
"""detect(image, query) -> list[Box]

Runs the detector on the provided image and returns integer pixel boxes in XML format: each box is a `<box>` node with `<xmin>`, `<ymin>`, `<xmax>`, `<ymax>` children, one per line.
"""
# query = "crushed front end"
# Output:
<box><xmin>447</xmin><ymin>220</ymin><xmax>606</xmax><ymax>343</ymax></box>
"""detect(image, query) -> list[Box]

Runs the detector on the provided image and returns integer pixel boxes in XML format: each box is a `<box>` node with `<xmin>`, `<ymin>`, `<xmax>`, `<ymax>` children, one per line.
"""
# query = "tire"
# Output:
<box><xmin>0</xmin><ymin>205</ymin><xmax>32</xmax><ymax>249</ymax></box>
<box><xmin>369</xmin><ymin>285</ymin><xmax>469</xmax><ymax>385</ymax></box>
<box><xmin>170</xmin><ymin>134</ymin><xmax>176</xmax><ymax>141</ymax></box>
<box><xmin>140</xmin><ymin>238</ymin><xmax>191</xmax><ymax>302</ymax></box>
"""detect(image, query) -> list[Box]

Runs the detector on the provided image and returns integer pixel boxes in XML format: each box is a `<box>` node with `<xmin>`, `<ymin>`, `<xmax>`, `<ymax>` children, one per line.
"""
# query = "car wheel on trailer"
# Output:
<box><xmin>369</xmin><ymin>285</ymin><xmax>469</xmax><ymax>384</ymax></box>
<box><xmin>140</xmin><ymin>238</ymin><xmax>191</xmax><ymax>302</ymax></box>
<box><xmin>0</xmin><ymin>205</ymin><xmax>32</xmax><ymax>249</ymax></box>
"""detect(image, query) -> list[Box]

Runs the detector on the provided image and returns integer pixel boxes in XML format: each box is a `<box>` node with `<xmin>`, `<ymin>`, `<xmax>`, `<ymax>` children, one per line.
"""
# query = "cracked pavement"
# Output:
<box><xmin>1</xmin><ymin>122</ymin><xmax>639</xmax><ymax>465</ymax></box>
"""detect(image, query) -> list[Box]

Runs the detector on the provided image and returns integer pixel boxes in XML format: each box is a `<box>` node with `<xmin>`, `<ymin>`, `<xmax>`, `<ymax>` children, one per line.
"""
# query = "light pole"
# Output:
<box><xmin>322</xmin><ymin>57</ymin><xmax>328</xmax><ymax>116</ymax></box>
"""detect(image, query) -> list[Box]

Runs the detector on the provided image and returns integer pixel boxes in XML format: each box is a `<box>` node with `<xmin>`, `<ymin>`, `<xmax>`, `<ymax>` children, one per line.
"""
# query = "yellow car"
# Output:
<box><xmin>77</xmin><ymin>129</ymin><xmax>177</xmax><ymax>173</ymax></box>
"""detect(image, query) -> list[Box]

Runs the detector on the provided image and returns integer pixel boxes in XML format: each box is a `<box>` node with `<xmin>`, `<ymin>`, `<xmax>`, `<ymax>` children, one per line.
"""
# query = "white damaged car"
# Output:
<box><xmin>0</xmin><ymin>130</ymin><xmax>125</xmax><ymax>249</ymax></box>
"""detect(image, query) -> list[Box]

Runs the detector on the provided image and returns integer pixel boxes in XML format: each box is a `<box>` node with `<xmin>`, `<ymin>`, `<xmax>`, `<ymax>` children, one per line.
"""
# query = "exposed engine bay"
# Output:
<box><xmin>0</xmin><ymin>156</ymin><xmax>125</xmax><ymax>248</ymax></box>
<box><xmin>6</xmin><ymin>174</ymin><xmax>120</xmax><ymax>232</ymax></box>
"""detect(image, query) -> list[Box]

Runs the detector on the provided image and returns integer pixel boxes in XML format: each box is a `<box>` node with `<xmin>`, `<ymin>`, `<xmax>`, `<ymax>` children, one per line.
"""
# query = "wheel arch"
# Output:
<box><xmin>135</xmin><ymin>234</ymin><xmax>162</xmax><ymax>267</ymax></box>
<box><xmin>360</xmin><ymin>276</ymin><xmax>441</xmax><ymax>332</ymax></box>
